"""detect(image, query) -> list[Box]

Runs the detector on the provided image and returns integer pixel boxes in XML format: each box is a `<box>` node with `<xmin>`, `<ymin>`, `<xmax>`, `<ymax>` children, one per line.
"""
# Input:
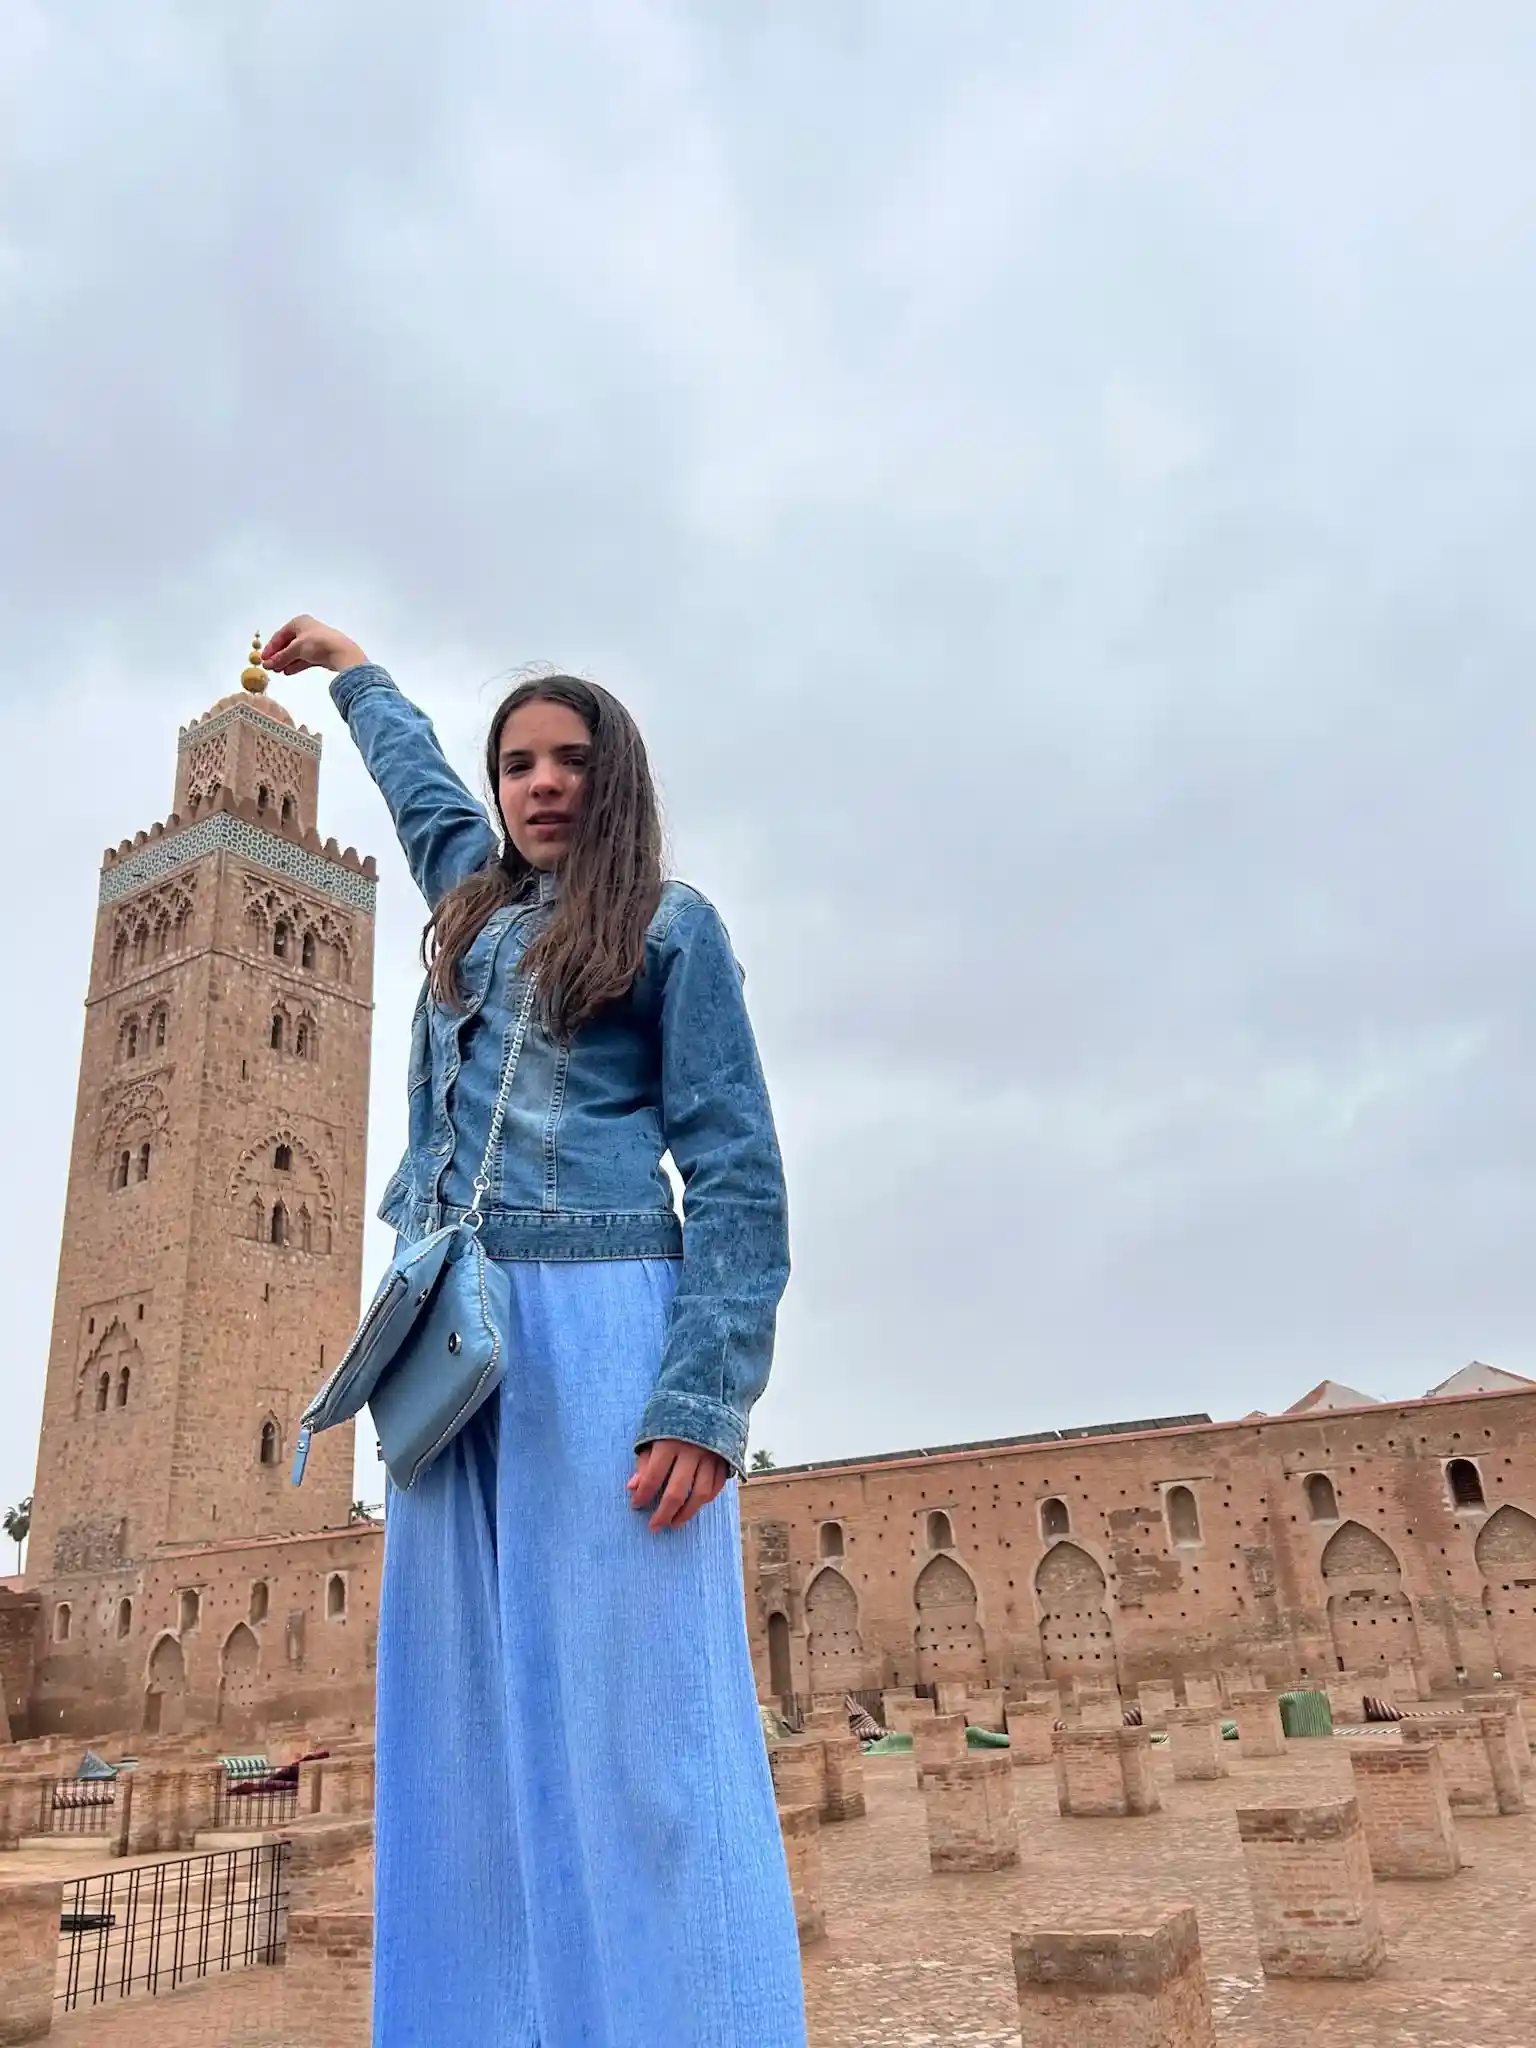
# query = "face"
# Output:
<box><xmin>496</xmin><ymin>698</ymin><xmax>592</xmax><ymax>871</ymax></box>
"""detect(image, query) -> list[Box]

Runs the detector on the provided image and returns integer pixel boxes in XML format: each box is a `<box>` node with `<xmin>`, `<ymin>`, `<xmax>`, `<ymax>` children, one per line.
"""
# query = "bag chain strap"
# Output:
<box><xmin>461</xmin><ymin>973</ymin><xmax>539</xmax><ymax>1235</ymax></box>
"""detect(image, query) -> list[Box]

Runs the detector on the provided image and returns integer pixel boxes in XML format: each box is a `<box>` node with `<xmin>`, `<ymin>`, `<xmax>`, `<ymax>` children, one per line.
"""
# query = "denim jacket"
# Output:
<box><xmin>331</xmin><ymin>664</ymin><xmax>789</xmax><ymax>1477</ymax></box>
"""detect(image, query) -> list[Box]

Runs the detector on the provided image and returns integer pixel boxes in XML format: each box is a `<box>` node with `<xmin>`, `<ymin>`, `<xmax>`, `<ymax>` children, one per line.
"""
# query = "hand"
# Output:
<box><xmin>262</xmin><ymin>615</ymin><xmax>369</xmax><ymax>677</ymax></box>
<box><xmin>627</xmin><ymin>1438</ymin><xmax>731</xmax><ymax>1531</ymax></box>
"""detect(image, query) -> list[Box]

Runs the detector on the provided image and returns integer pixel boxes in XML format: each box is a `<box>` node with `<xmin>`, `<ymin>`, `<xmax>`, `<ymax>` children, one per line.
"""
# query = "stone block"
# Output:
<box><xmin>1165</xmin><ymin>1708</ymin><xmax>1227</xmax><ymax>1782</ymax></box>
<box><xmin>881</xmin><ymin>1694</ymin><xmax>934</xmax><ymax>1734</ymax></box>
<box><xmin>1182</xmin><ymin>1676</ymin><xmax>1221</xmax><ymax>1710</ymax></box>
<box><xmin>1079</xmin><ymin>1687</ymin><xmax>1124</xmax><ymax>1730</ymax></box>
<box><xmin>1387</xmin><ymin>1657</ymin><xmax>1429</xmax><ymax>1704</ymax></box>
<box><xmin>0</xmin><ymin>1776</ymin><xmax>39</xmax><ymax>1853</ymax></box>
<box><xmin>0</xmin><ymin>1878</ymin><xmax>60</xmax><ymax>2044</ymax></box>
<box><xmin>778</xmin><ymin>1801</ymin><xmax>825</xmax><ymax>1944</ymax></box>
<box><xmin>1477</xmin><ymin>1712</ymin><xmax>1526</xmax><ymax>1814</ymax></box>
<box><xmin>1135</xmin><ymin>1681</ymin><xmax>1177</xmax><ymax>1731</ymax></box>
<box><xmin>1229</xmin><ymin>1689</ymin><xmax>1287</xmax><ymax>1759</ymax></box>
<box><xmin>1348</xmin><ymin>1745</ymin><xmax>1460</xmax><ymax>1879</ymax></box>
<box><xmin>816</xmin><ymin>1730</ymin><xmax>866</xmax><ymax>1822</ymax></box>
<box><xmin>284</xmin><ymin>1909</ymin><xmax>374</xmax><ymax>2041</ymax></box>
<box><xmin>802</xmin><ymin>1707</ymin><xmax>845</xmax><ymax>1734</ymax></box>
<box><xmin>1005</xmin><ymin>1699</ymin><xmax>1058</xmax><ymax>1768</ymax></box>
<box><xmin>1326</xmin><ymin>1677</ymin><xmax>1367</xmax><ymax>1728</ymax></box>
<box><xmin>935</xmin><ymin>1680</ymin><xmax>971</xmax><ymax>1716</ymax></box>
<box><xmin>1401</xmin><ymin>1715</ymin><xmax>1502</xmax><ymax>1816</ymax></box>
<box><xmin>1236</xmin><ymin>1798</ymin><xmax>1385</xmax><ymax>1979</ymax></box>
<box><xmin>966</xmin><ymin>1685</ymin><xmax>1007</xmax><ymax>1733</ymax></box>
<box><xmin>1054</xmin><ymin>1726</ymin><xmax>1161</xmax><ymax>1819</ymax></box>
<box><xmin>769</xmin><ymin>1736</ymin><xmax>828</xmax><ymax>1816</ymax></box>
<box><xmin>922</xmin><ymin>1752</ymin><xmax>1018</xmax><ymax>1872</ymax></box>
<box><xmin>1012</xmin><ymin>1903</ymin><xmax>1217</xmax><ymax>2048</ymax></box>
<box><xmin>285</xmin><ymin>1815</ymin><xmax>375</xmax><ymax>1915</ymax></box>
<box><xmin>1465</xmin><ymin>1691</ymin><xmax>1533</xmax><ymax>1774</ymax></box>
<box><xmin>913</xmin><ymin>1711</ymin><xmax>969</xmax><ymax>1781</ymax></box>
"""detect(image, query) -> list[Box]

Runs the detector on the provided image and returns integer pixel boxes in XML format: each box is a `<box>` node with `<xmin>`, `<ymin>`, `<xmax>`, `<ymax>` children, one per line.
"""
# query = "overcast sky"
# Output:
<box><xmin>4</xmin><ymin>3</ymin><xmax>1536</xmax><ymax>1530</ymax></box>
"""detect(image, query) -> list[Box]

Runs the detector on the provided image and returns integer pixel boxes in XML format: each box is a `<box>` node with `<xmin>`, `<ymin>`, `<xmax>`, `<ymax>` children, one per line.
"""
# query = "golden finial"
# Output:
<box><xmin>240</xmin><ymin>633</ymin><xmax>268</xmax><ymax>694</ymax></box>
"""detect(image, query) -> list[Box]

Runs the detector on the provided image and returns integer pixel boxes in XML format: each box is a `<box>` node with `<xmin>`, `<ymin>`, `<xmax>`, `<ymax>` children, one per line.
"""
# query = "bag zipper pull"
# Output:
<box><xmin>291</xmin><ymin>1423</ymin><xmax>312</xmax><ymax>1487</ymax></box>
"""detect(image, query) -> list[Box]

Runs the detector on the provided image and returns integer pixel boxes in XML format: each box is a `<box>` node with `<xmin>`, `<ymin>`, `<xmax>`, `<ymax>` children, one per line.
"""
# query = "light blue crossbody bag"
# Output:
<box><xmin>292</xmin><ymin>975</ymin><xmax>538</xmax><ymax>1492</ymax></box>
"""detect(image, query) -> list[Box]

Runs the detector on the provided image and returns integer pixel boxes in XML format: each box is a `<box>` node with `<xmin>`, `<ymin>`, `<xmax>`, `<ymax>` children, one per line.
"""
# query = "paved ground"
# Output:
<box><xmin>804</xmin><ymin>1740</ymin><xmax>1536</xmax><ymax>2046</ymax></box>
<box><xmin>37</xmin><ymin>1735</ymin><xmax>1536</xmax><ymax>2045</ymax></box>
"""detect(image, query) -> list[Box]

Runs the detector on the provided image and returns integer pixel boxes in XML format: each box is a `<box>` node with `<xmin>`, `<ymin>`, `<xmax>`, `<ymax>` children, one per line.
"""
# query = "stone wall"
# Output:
<box><xmin>741</xmin><ymin>1386</ymin><xmax>1536</xmax><ymax>1699</ymax></box>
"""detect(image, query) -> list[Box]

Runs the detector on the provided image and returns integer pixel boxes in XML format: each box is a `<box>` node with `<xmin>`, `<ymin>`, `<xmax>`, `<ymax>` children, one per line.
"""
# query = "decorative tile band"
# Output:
<box><xmin>100</xmin><ymin>815</ymin><xmax>377</xmax><ymax>913</ymax></box>
<box><xmin>177</xmin><ymin>702</ymin><xmax>323</xmax><ymax>759</ymax></box>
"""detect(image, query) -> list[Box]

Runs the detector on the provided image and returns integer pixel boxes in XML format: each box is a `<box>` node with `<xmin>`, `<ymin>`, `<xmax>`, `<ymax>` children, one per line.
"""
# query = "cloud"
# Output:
<box><xmin>4</xmin><ymin>1</ymin><xmax>1536</xmax><ymax>1526</ymax></box>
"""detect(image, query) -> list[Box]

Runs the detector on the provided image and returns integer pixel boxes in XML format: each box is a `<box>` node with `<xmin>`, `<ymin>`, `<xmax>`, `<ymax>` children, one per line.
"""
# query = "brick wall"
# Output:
<box><xmin>740</xmin><ymin>1386</ymin><xmax>1536</xmax><ymax>1700</ymax></box>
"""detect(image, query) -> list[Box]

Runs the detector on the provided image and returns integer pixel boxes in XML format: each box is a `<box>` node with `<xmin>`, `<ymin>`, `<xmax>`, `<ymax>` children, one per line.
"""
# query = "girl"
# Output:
<box><xmin>261</xmin><ymin>616</ymin><xmax>806</xmax><ymax>2048</ymax></box>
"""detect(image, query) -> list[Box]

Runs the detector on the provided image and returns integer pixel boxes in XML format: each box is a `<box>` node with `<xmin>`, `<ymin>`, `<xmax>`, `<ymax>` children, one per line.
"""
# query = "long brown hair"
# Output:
<box><xmin>424</xmin><ymin>673</ymin><xmax>664</xmax><ymax>1037</ymax></box>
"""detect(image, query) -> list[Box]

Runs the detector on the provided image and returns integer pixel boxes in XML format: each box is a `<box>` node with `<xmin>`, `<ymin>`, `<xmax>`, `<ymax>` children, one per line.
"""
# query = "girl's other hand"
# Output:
<box><xmin>262</xmin><ymin>615</ymin><xmax>369</xmax><ymax>676</ymax></box>
<box><xmin>627</xmin><ymin>1439</ymin><xmax>730</xmax><ymax>1531</ymax></box>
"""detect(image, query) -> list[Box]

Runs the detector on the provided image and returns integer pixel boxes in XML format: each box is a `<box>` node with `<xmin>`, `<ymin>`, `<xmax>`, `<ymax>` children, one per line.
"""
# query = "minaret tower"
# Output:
<box><xmin>26</xmin><ymin>640</ymin><xmax>376</xmax><ymax>1720</ymax></box>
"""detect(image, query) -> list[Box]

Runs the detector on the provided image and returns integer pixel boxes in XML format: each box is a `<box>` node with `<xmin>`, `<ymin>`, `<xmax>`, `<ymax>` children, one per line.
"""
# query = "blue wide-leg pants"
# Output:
<box><xmin>373</xmin><ymin>1257</ymin><xmax>808</xmax><ymax>2048</ymax></box>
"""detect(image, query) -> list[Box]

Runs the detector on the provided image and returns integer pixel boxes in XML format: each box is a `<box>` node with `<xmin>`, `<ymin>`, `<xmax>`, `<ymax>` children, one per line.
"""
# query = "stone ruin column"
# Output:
<box><xmin>922</xmin><ymin>1750</ymin><xmax>1018</xmax><ymax>1873</ymax></box>
<box><xmin>1135</xmin><ymin>1680</ymin><xmax>1177</xmax><ymax>1731</ymax></box>
<box><xmin>815</xmin><ymin>1730</ymin><xmax>867</xmax><ymax>1822</ymax></box>
<box><xmin>1165</xmin><ymin>1707</ymin><xmax>1228</xmax><ymax>1782</ymax></box>
<box><xmin>1004</xmin><ymin>1698</ymin><xmax>1058</xmax><ymax>1768</ymax></box>
<box><xmin>1077</xmin><ymin>1686</ymin><xmax>1124</xmax><ymax>1730</ymax></box>
<box><xmin>1401</xmin><ymin>1713</ymin><xmax>1521</xmax><ymax>1816</ymax></box>
<box><xmin>1183</xmin><ymin>1675</ymin><xmax>1222</xmax><ymax>1710</ymax></box>
<box><xmin>0</xmin><ymin>1877</ymin><xmax>63</xmax><ymax>2044</ymax></box>
<box><xmin>1347</xmin><ymin>1745</ymin><xmax>1460</xmax><ymax>1879</ymax></box>
<box><xmin>935</xmin><ymin>1679</ymin><xmax>970</xmax><ymax>1716</ymax></box>
<box><xmin>1236</xmin><ymin>1797</ymin><xmax>1385</xmax><ymax>1979</ymax></box>
<box><xmin>1012</xmin><ymin>1905</ymin><xmax>1217</xmax><ymax>2048</ymax></box>
<box><xmin>281</xmin><ymin>1816</ymin><xmax>376</xmax><ymax>2041</ymax></box>
<box><xmin>1053</xmin><ymin>1726</ymin><xmax>1161</xmax><ymax>1819</ymax></box>
<box><xmin>777</xmin><ymin>1803</ymin><xmax>825</xmax><ymax>1944</ymax></box>
<box><xmin>1465</xmin><ymin>1691</ymin><xmax>1533</xmax><ymax>1774</ymax></box>
<box><xmin>1229</xmin><ymin>1688</ymin><xmax>1287</xmax><ymax>1759</ymax></box>
<box><xmin>913</xmin><ymin>1710</ymin><xmax>968</xmax><ymax>1783</ymax></box>
<box><xmin>881</xmin><ymin>1694</ymin><xmax>933</xmax><ymax>1735</ymax></box>
<box><xmin>768</xmin><ymin>1737</ymin><xmax>827</xmax><ymax>1816</ymax></box>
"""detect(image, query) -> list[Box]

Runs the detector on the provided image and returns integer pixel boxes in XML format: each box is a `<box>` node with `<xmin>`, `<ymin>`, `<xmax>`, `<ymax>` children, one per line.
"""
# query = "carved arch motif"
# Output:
<box><xmin>229</xmin><ymin>1125</ymin><xmax>335</xmax><ymax>1252</ymax></box>
<box><xmin>241</xmin><ymin>878</ymin><xmax>354</xmax><ymax>980</ymax></box>
<box><xmin>74</xmin><ymin>1319</ymin><xmax>142</xmax><ymax>1418</ymax></box>
<box><xmin>96</xmin><ymin>1081</ymin><xmax>171</xmax><ymax>1163</ymax></box>
<box><xmin>109</xmin><ymin>881</ymin><xmax>195</xmax><ymax>978</ymax></box>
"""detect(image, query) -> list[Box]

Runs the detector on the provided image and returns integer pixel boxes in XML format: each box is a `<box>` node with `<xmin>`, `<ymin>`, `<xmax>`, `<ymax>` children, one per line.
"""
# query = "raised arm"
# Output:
<box><xmin>262</xmin><ymin>616</ymin><xmax>497</xmax><ymax>908</ymax></box>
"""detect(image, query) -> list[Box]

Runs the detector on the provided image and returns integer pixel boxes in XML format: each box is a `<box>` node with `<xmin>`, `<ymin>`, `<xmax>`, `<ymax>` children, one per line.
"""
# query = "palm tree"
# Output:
<box><xmin>348</xmin><ymin>1499</ymin><xmax>382</xmax><ymax>1524</ymax></box>
<box><xmin>748</xmin><ymin>1449</ymin><xmax>777</xmax><ymax>1474</ymax></box>
<box><xmin>3</xmin><ymin>1497</ymin><xmax>31</xmax><ymax>1574</ymax></box>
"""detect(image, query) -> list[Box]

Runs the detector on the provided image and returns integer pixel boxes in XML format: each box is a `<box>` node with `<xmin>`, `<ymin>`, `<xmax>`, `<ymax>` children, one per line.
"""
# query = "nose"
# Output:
<box><xmin>528</xmin><ymin>756</ymin><xmax>565</xmax><ymax>798</ymax></box>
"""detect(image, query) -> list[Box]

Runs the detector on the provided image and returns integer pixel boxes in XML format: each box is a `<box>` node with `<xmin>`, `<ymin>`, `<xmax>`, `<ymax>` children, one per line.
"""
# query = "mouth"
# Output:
<box><xmin>527</xmin><ymin>816</ymin><xmax>570</xmax><ymax>831</ymax></box>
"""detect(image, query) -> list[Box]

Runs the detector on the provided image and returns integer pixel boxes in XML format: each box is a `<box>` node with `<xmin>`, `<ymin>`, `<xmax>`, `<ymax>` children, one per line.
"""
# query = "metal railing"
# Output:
<box><xmin>212</xmin><ymin>1776</ymin><xmax>299</xmax><ymax>1831</ymax></box>
<box><xmin>57</xmin><ymin>1843</ymin><xmax>288</xmax><ymax>2011</ymax></box>
<box><xmin>37</xmin><ymin>1778</ymin><xmax>117</xmax><ymax>1837</ymax></box>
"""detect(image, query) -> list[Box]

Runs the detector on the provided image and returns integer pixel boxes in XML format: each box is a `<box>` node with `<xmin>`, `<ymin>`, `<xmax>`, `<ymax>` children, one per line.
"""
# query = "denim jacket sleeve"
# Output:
<box><xmin>636</xmin><ymin>896</ymin><xmax>790</xmax><ymax>1480</ymax></box>
<box><xmin>330</xmin><ymin>664</ymin><xmax>498</xmax><ymax>907</ymax></box>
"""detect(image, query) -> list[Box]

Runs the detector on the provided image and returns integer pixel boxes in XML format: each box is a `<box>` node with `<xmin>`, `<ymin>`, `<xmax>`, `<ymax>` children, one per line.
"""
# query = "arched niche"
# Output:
<box><xmin>913</xmin><ymin>1552</ymin><xmax>984</xmax><ymax>1685</ymax></box>
<box><xmin>1320</xmin><ymin>1520</ymin><xmax>1422</xmax><ymax>1671</ymax></box>
<box><xmin>805</xmin><ymin>1566</ymin><xmax>864</xmax><ymax>1697</ymax></box>
<box><xmin>1034</xmin><ymin>1541</ymin><xmax>1117</xmax><ymax>1684</ymax></box>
